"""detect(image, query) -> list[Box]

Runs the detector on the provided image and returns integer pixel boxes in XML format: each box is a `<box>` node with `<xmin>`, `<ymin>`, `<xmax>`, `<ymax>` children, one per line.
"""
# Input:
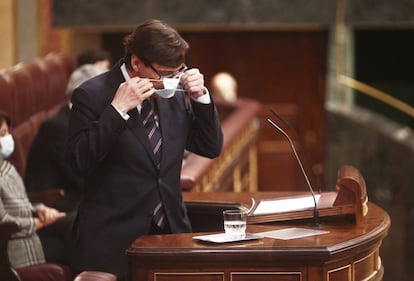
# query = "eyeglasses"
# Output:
<box><xmin>150</xmin><ymin>64</ymin><xmax>188</xmax><ymax>79</ymax></box>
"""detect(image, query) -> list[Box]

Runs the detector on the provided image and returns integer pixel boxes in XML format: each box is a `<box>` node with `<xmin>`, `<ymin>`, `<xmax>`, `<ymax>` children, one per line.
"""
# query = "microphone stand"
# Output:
<box><xmin>267</xmin><ymin>118</ymin><xmax>322</xmax><ymax>227</ymax></box>
<box><xmin>270</xmin><ymin>108</ymin><xmax>322</xmax><ymax>194</ymax></box>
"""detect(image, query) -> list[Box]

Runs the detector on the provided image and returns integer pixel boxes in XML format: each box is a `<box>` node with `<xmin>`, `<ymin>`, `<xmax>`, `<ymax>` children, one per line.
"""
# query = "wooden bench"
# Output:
<box><xmin>0</xmin><ymin>52</ymin><xmax>74</xmax><ymax>176</ymax></box>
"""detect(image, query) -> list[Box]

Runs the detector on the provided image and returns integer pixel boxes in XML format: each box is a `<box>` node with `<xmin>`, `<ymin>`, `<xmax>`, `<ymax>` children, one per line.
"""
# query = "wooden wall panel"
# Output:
<box><xmin>180</xmin><ymin>30</ymin><xmax>328</xmax><ymax>191</ymax></box>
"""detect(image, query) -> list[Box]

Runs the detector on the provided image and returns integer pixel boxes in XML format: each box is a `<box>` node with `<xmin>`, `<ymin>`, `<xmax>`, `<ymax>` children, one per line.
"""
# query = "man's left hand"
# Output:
<box><xmin>180</xmin><ymin>68</ymin><xmax>206</xmax><ymax>99</ymax></box>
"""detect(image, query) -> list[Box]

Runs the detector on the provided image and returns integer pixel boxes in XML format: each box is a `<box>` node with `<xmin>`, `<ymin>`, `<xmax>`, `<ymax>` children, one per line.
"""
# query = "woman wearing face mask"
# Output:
<box><xmin>0</xmin><ymin>110</ymin><xmax>66</xmax><ymax>269</ymax></box>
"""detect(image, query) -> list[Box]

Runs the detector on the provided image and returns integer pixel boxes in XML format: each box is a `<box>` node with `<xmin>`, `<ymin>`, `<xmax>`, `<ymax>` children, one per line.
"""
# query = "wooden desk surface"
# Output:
<box><xmin>127</xmin><ymin>192</ymin><xmax>390</xmax><ymax>281</ymax></box>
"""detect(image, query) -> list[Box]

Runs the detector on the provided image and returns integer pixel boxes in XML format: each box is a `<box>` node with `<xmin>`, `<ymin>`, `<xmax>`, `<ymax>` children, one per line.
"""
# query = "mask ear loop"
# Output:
<box><xmin>176</xmin><ymin>71</ymin><xmax>187</xmax><ymax>92</ymax></box>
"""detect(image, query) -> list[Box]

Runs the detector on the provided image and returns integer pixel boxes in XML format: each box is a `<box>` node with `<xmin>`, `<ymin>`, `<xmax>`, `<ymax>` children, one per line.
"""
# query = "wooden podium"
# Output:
<box><xmin>247</xmin><ymin>165</ymin><xmax>369</xmax><ymax>224</ymax></box>
<box><xmin>183</xmin><ymin>165</ymin><xmax>369</xmax><ymax>229</ymax></box>
<box><xmin>126</xmin><ymin>193</ymin><xmax>390</xmax><ymax>281</ymax></box>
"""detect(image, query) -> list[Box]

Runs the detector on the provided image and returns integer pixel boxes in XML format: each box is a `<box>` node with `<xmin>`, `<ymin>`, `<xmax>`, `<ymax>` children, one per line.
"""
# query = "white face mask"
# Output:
<box><xmin>0</xmin><ymin>134</ymin><xmax>15</xmax><ymax>158</ymax></box>
<box><xmin>154</xmin><ymin>78</ymin><xmax>182</xmax><ymax>99</ymax></box>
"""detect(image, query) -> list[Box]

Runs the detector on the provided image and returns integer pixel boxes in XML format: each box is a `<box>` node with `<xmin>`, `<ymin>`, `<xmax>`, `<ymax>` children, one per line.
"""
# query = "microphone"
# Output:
<box><xmin>267</xmin><ymin>118</ymin><xmax>322</xmax><ymax>226</ymax></box>
<box><xmin>269</xmin><ymin>108</ymin><xmax>322</xmax><ymax>193</ymax></box>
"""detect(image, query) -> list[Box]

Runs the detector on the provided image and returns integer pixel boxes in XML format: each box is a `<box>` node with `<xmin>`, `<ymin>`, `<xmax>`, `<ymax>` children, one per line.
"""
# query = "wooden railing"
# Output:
<box><xmin>180</xmin><ymin>98</ymin><xmax>261</xmax><ymax>192</ymax></box>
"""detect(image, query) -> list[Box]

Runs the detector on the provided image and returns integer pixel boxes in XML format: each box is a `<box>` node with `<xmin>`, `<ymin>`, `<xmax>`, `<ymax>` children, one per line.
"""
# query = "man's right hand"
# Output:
<box><xmin>111</xmin><ymin>77</ymin><xmax>155</xmax><ymax>114</ymax></box>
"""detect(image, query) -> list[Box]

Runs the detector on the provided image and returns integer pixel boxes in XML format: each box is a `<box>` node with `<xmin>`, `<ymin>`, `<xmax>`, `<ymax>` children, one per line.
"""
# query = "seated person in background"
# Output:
<box><xmin>25</xmin><ymin>52</ymin><xmax>110</xmax><ymax>213</ymax></box>
<box><xmin>76</xmin><ymin>49</ymin><xmax>112</xmax><ymax>71</ymax></box>
<box><xmin>24</xmin><ymin>52</ymin><xmax>109</xmax><ymax>264</ymax></box>
<box><xmin>210</xmin><ymin>72</ymin><xmax>238</xmax><ymax>102</ymax></box>
<box><xmin>0</xmin><ymin>110</ymin><xmax>66</xmax><ymax>268</ymax></box>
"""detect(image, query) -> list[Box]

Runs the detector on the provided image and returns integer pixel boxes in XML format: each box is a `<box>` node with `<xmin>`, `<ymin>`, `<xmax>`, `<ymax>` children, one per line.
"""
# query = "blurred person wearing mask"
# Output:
<box><xmin>0</xmin><ymin>110</ymin><xmax>66</xmax><ymax>268</ymax></box>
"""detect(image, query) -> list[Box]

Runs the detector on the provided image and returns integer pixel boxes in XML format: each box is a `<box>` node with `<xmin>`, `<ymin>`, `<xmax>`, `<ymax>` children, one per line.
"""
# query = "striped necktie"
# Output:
<box><xmin>141</xmin><ymin>99</ymin><xmax>162</xmax><ymax>167</ymax></box>
<box><xmin>141</xmin><ymin>99</ymin><xmax>165</xmax><ymax>229</ymax></box>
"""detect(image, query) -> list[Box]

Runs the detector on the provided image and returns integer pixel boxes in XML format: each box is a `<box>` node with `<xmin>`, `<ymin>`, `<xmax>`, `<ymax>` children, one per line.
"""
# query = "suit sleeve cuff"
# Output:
<box><xmin>111</xmin><ymin>104</ymin><xmax>130</xmax><ymax>120</ymax></box>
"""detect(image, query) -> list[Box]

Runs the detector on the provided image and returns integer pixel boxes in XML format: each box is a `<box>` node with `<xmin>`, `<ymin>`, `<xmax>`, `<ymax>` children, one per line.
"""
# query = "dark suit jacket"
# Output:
<box><xmin>66</xmin><ymin>61</ymin><xmax>223</xmax><ymax>277</ymax></box>
<box><xmin>25</xmin><ymin>104</ymin><xmax>83</xmax><ymax>212</ymax></box>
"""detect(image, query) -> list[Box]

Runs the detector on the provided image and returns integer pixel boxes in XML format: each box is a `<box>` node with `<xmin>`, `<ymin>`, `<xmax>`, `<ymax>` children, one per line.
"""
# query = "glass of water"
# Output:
<box><xmin>223</xmin><ymin>209</ymin><xmax>247</xmax><ymax>239</ymax></box>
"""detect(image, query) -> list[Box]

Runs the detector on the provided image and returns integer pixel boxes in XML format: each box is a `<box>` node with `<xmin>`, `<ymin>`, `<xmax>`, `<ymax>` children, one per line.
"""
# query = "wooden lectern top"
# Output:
<box><xmin>129</xmin><ymin>202</ymin><xmax>389</xmax><ymax>250</ymax></box>
<box><xmin>127</xmin><ymin>201</ymin><xmax>390</xmax><ymax>281</ymax></box>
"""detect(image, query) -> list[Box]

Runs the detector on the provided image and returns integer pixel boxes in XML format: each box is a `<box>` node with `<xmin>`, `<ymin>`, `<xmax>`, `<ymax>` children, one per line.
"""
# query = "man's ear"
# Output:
<box><xmin>131</xmin><ymin>54</ymin><xmax>141</xmax><ymax>72</ymax></box>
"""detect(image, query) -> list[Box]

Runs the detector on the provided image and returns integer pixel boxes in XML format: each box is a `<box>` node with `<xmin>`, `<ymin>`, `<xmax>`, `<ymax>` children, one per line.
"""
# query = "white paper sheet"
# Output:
<box><xmin>257</xmin><ymin>227</ymin><xmax>329</xmax><ymax>240</ymax></box>
<box><xmin>252</xmin><ymin>194</ymin><xmax>320</xmax><ymax>215</ymax></box>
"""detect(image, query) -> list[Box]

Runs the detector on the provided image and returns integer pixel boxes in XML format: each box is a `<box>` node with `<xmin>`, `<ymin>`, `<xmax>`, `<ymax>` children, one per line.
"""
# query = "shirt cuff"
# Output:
<box><xmin>191</xmin><ymin>87</ymin><xmax>211</xmax><ymax>104</ymax></box>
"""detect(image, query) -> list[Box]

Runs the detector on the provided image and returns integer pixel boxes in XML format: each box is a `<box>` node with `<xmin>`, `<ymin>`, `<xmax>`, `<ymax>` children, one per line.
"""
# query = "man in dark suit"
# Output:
<box><xmin>65</xmin><ymin>19</ymin><xmax>223</xmax><ymax>279</ymax></box>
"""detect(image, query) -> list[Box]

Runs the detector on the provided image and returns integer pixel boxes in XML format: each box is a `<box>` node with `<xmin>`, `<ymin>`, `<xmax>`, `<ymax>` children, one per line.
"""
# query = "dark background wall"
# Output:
<box><xmin>52</xmin><ymin>0</ymin><xmax>335</xmax><ymax>26</ymax></box>
<box><xmin>52</xmin><ymin>0</ymin><xmax>414</xmax><ymax>27</ymax></box>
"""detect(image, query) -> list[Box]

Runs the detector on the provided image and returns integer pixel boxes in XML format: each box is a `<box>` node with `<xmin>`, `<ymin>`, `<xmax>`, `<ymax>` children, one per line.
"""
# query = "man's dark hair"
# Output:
<box><xmin>0</xmin><ymin>110</ymin><xmax>11</xmax><ymax>128</ymax></box>
<box><xmin>123</xmin><ymin>19</ymin><xmax>189</xmax><ymax>70</ymax></box>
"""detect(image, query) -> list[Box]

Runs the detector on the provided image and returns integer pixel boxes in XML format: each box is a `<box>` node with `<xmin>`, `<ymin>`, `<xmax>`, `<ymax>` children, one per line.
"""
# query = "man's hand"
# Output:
<box><xmin>111</xmin><ymin>77</ymin><xmax>155</xmax><ymax>114</ymax></box>
<box><xmin>180</xmin><ymin>68</ymin><xmax>206</xmax><ymax>99</ymax></box>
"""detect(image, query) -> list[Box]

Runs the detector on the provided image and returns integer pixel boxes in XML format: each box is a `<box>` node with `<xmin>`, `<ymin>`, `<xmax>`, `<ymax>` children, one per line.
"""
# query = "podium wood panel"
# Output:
<box><xmin>127</xmin><ymin>193</ymin><xmax>390</xmax><ymax>281</ymax></box>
